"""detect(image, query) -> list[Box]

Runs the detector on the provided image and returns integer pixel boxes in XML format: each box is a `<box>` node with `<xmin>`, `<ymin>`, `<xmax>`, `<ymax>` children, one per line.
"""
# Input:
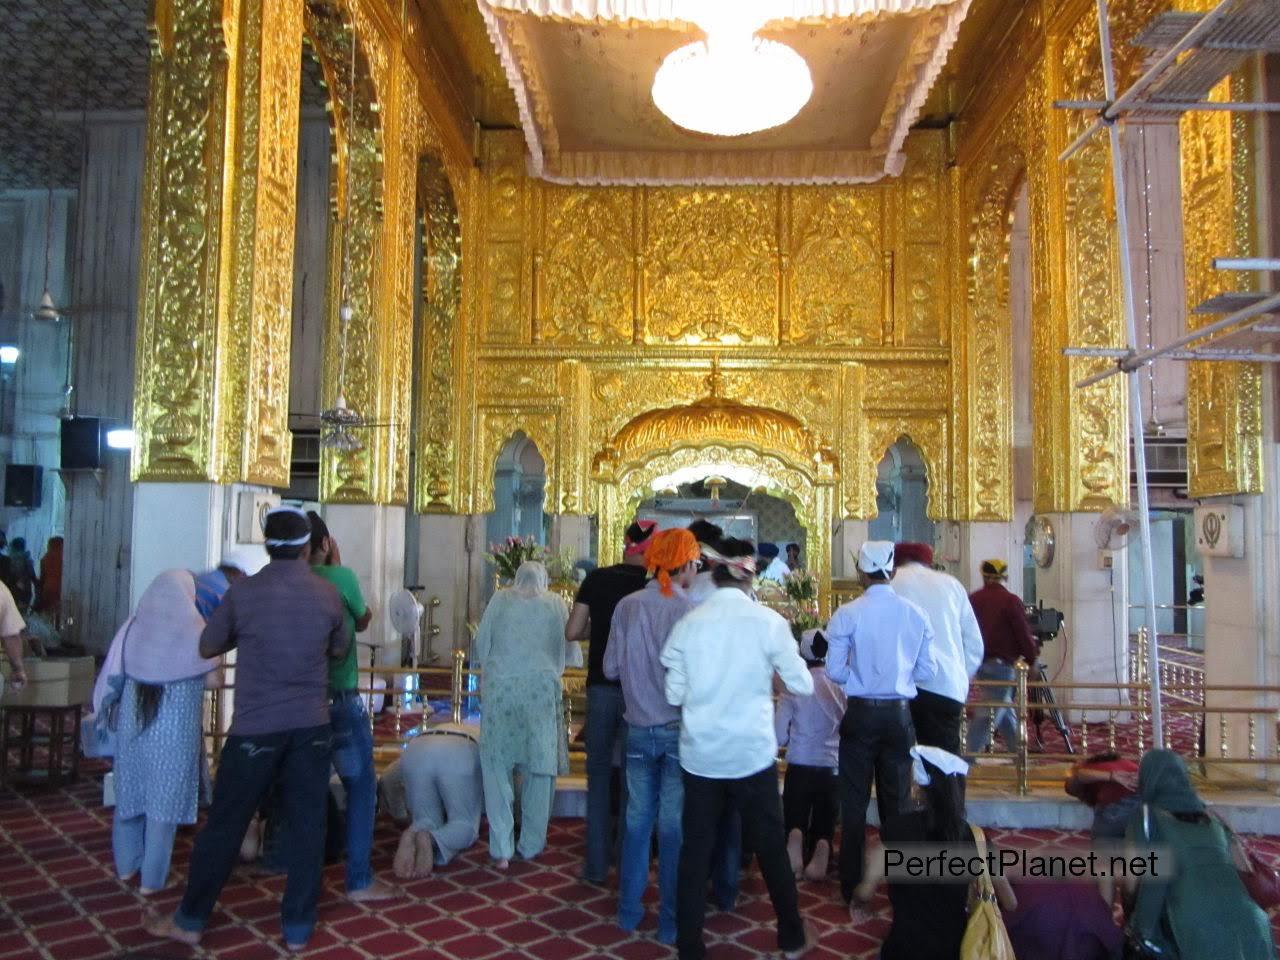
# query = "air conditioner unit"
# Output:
<box><xmin>236</xmin><ymin>491</ymin><xmax>282</xmax><ymax>544</ymax></box>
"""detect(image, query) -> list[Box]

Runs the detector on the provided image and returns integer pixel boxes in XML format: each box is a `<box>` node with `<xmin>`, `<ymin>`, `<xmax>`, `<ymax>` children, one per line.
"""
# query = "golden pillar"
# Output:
<box><xmin>133</xmin><ymin>0</ymin><xmax>304</xmax><ymax>485</ymax></box>
<box><xmin>1178</xmin><ymin>0</ymin><xmax>1263</xmax><ymax>497</ymax></box>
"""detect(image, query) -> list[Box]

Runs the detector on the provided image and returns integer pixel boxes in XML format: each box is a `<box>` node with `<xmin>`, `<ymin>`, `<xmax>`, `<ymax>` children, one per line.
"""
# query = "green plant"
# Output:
<box><xmin>485</xmin><ymin>535</ymin><xmax>544</xmax><ymax>582</ymax></box>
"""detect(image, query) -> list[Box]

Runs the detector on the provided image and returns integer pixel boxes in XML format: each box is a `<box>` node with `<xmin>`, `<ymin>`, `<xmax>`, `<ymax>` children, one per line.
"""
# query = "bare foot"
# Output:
<box><xmin>786</xmin><ymin>829</ymin><xmax>804</xmax><ymax>878</ymax></box>
<box><xmin>782</xmin><ymin>919</ymin><xmax>817</xmax><ymax>959</ymax></box>
<box><xmin>493</xmin><ymin>858</ymin><xmax>510</xmax><ymax>871</ymax></box>
<box><xmin>348</xmin><ymin>879</ymin><xmax>401</xmax><ymax>902</ymax></box>
<box><xmin>393</xmin><ymin>829</ymin><xmax>418</xmax><ymax>880</ymax></box>
<box><xmin>142</xmin><ymin>910</ymin><xmax>200</xmax><ymax>946</ymax></box>
<box><xmin>803</xmin><ymin>840</ymin><xmax>830</xmax><ymax>882</ymax></box>
<box><xmin>413</xmin><ymin>831</ymin><xmax>436</xmax><ymax>879</ymax></box>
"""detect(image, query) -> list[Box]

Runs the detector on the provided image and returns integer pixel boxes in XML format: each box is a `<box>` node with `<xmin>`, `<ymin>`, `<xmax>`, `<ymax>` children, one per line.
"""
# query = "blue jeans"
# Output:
<box><xmin>619</xmin><ymin>722</ymin><xmax>683</xmax><ymax>943</ymax></box>
<box><xmin>966</xmin><ymin>659</ymin><xmax>1021</xmax><ymax>755</ymax></box>
<box><xmin>174</xmin><ymin>725</ymin><xmax>331</xmax><ymax>946</ymax></box>
<box><xmin>584</xmin><ymin>685</ymin><xmax>627</xmax><ymax>881</ymax></box>
<box><xmin>330</xmin><ymin>691</ymin><xmax>376</xmax><ymax>893</ymax></box>
<box><xmin>112</xmin><ymin>812</ymin><xmax>179</xmax><ymax>891</ymax></box>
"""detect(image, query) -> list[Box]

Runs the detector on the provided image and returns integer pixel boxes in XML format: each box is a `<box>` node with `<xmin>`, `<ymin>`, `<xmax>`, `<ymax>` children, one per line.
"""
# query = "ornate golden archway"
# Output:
<box><xmin>591</xmin><ymin>366</ymin><xmax>839</xmax><ymax>609</ymax></box>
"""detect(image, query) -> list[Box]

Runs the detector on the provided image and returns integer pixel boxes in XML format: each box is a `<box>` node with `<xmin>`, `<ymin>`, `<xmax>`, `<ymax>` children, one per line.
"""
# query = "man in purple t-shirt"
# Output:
<box><xmin>146</xmin><ymin>507</ymin><xmax>349</xmax><ymax>952</ymax></box>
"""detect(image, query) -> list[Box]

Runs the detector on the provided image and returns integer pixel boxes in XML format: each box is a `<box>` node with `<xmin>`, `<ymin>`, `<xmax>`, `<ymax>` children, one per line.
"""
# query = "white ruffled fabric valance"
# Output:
<box><xmin>485</xmin><ymin>0</ymin><xmax>958</xmax><ymax>21</ymax></box>
<box><xmin>475</xmin><ymin>0</ymin><xmax>972</xmax><ymax>186</ymax></box>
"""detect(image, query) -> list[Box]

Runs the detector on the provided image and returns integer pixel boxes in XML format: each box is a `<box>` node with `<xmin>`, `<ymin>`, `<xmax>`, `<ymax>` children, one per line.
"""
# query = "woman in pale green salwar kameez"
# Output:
<box><xmin>473</xmin><ymin>561</ymin><xmax>569</xmax><ymax>868</ymax></box>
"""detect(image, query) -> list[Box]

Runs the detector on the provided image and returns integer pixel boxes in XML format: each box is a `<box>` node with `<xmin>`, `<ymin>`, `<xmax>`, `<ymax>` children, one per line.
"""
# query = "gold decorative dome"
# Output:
<box><xmin>592</xmin><ymin>360</ymin><xmax>837</xmax><ymax>480</ymax></box>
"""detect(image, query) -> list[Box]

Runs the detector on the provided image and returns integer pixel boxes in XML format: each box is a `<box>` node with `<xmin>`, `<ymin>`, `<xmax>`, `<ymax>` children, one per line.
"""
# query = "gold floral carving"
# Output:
<box><xmin>1176</xmin><ymin>7</ymin><xmax>1262</xmax><ymax>496</ymax></box>
<box><xmin>644</xmin><ymin>189</ymin><xmax>779</xmax><ymax>346</ymax></box>
<box><xmin>414</xmin><ymin>152</ymin><xmax>463</xmax><ymax>512</ymax></box>
<box><xmin>962</xmin><ymin>133</ymin><xmax>1023</xmax><ymax>521</ymax></box>
<box><xmin>787</xmin><ymin>189</ymin><xmax>886</xmax><ymax>347</ymax></box>
<box><xmin>307</xmin><ymin>0</ymin><xmax>386</xmax><ymax>503</ymax></box>
<box><xmin>591</xmin><ymin>366</ymin><xmax>838</xmax><ymax>485</ymax></box>
<box><xmin>133</xmin><ymin>0</ymin><xmax>231</xmax><ymax>481</ymax></box>
<box><xmin>540</xmin><ymin>187</ymin><xmax>635</xmax><ymax>345</ymax></box>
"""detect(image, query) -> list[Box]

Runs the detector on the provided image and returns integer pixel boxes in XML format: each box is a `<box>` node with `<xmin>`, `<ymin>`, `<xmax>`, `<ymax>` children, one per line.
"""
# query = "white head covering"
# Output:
<box><xmin>799</xmin><ymin>628</ymin><xmax>824</xmax><ymax>661</ymax></box>
<box><xmin>858</xmin><ymin>540</ymin><xmax>895</xmax><ymax>575</ymax></box>
<box><xmin>123</xmin><ymin>570</ymin><xmax>221</xmax><ymax>684</ymax></box>
<box><xmin>262</xmin><ymin>504</ymin><xmax>311</xmax><ymax>547</ymax></box>
<box><xmin>512</xmin><ymin>560</ymin><xmax>549</xmax><ymax>598</ymax></box>
<box><xmin>222</xmin><ymin>545</ymin><xmax>267</xmax><ymax>576</ymax></box>
<box><xmin>910</xmin><ymin>744</ymin><xmax>969</xmax><ymax>786</ymax></box>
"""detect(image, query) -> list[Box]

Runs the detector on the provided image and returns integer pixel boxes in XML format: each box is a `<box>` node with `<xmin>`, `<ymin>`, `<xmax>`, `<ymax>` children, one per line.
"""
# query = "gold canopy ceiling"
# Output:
<box><xmin>475</xmin><ymin>0</ymin><xmax>973</xmax><ymax>184</ymax></box>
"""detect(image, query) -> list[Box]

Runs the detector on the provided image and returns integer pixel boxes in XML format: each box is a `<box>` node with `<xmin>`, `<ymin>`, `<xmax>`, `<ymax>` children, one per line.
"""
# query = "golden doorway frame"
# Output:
<box><xmin>591</xmin><ymin>388</ymin><xmax>839</xmax><ymax>612</ymax></box>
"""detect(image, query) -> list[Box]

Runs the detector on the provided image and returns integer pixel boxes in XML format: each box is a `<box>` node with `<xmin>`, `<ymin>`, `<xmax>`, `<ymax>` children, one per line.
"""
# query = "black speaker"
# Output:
<box><xmin>4</xmin><ymin>464</ymin><xmax>42</xmax><ymax>508</ymax></box>
<box><xmin>60</xmin><ymin>416</ymin><xmax>102</xmax><ymax>470</ymax></box>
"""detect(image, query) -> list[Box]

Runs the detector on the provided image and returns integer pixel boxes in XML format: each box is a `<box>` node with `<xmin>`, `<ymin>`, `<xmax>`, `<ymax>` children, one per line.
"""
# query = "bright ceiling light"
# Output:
<box><xmin>105</xmin><ymin>428</ymin><xmax>136</xmax><ymax>450</ymax></box>
<box><xmin>0</xmin><ymin>345</ymin><xmax>19</xmax><ymax>364</ymax></box>
<box><xmin>652</xmin><ymin>4</ymin><xmax>812</xmax><ymax>137</ymax></box>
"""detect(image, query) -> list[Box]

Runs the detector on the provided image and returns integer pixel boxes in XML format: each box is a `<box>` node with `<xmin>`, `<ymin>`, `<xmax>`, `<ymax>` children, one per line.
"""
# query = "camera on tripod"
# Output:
<box><xmin>1025</xmin><ymin>601</ymin><xmax>1064</xmax><ymax>643</ymax></box>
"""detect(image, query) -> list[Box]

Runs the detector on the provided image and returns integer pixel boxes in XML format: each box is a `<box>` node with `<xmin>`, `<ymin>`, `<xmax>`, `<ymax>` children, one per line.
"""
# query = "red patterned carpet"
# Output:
<box><xmin>4</xmin><ymin>765</ymin><xmax>1280</xmax><ymax>960</ymax></box>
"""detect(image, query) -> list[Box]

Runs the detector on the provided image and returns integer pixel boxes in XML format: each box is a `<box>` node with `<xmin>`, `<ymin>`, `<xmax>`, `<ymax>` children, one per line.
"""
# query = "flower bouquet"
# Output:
<box><xmin>779</xmin><ymin>569</ymin><xmax>821</xmax><ymax>640</ymax></box>
<box><xmin>486</xmin><ymin>535</ymin><xmax>544</xmax><ymax>583</ymax></box>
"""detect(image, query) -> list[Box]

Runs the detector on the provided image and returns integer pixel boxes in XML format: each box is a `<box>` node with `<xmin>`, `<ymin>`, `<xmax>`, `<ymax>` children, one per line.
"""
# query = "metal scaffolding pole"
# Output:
<box><xmin>1094</xmin><ymin>0</ymin><xmax>1165</xmax><ymax>745</ymax></box>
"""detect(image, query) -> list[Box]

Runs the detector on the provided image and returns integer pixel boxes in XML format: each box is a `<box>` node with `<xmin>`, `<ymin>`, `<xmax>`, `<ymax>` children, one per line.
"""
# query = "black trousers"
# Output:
<box><xmin>909</xmin><ymin>689</ymin><xmax>965</xmax><ymax>755</ymax></box>
<box><xmin>174</xmin><ymin>724</ymin><xmax>332</xmax><ymax>944</ymax></box>
<box><xmin>782</xmin><ymin>763</ymin><xmax>838</xmax><ymax>858</ymax></box>
<box><xmin>837</xmin><ymin>702</ymin><xmax>915</xmax><ymax>902</ymax></box>
<box><xmin>677</xmin><ymin>764</ymin><xmax>804</xmax><ymax>960</ymax></box>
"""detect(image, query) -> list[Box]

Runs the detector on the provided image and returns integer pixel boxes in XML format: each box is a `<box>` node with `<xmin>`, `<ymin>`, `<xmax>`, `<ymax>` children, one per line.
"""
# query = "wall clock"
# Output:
<box><xmin>1030</xmin><ymin>515</ymin><xmax>1056</xmax><ymax>569</ymax></box>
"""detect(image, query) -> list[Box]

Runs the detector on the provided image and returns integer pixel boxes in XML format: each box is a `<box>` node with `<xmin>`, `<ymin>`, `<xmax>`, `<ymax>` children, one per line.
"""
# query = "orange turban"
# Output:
<box><xmin>644</xmin><ymin>528</ymin><xmax>702</xmax><ymax>597</ymax></box>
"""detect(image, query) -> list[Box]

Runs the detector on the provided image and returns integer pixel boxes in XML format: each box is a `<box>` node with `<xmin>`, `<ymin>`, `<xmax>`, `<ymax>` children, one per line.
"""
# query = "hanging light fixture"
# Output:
<box><xmin>319</xmin><ymin>25</ymin><xmax>364</xmax><ymax>453</ymax></box>
<box><xmin>34</xmin><ymin>51</ymin><xmax>62</xmax><ymax>323</ymax></box>
<box><xmin>651</xmin><ymin>1</ymin><xmax>812</xmax><ymax>137</ymax></box>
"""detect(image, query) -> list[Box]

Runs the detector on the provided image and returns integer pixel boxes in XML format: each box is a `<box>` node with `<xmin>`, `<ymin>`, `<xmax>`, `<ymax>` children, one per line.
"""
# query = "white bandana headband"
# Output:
<box><xmin>910</xmin><ymin>744</ymin><xmax>969</xmax><ymax>786</ymax></box>
<box><xmin>700</xmin><ymin>543</ymin><xmax>757</xmax><ymax>581</ymax></box>
<box><xmin>263</xmin><ymin>505</ymin><xmax>312</xmax><ymax>547</ymax></box>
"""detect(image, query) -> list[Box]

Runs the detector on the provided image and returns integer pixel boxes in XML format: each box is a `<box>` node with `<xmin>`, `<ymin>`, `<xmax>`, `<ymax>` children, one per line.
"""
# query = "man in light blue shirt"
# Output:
<box><xmin>824</xmin><ymin>541</ymin><xmax>936</xmax><ymax>907</ymax></box>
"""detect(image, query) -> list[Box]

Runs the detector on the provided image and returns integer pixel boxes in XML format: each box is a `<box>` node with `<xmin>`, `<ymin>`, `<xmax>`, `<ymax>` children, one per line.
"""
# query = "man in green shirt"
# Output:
<box><xmin>308</xmin><ymin>512</ymin><xmax>396</xmax><ymax>901</ymax></box>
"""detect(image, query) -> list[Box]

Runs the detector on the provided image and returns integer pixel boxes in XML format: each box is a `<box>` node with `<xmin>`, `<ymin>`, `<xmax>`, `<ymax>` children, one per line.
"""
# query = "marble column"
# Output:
<box><xmin>1199</xmin><ymin>433</ymin><xmax>1280</xmax><ymax>778</ymax></box>
<box><xmin>832</xmin><ymin>519</ymin><xmax>869</xmax><ymax>579</ymax></box>
<box><xmin>552</xmin><ymin>515</ymin><xmax>593</xmax><ymax>564</ymax></box>
<box><xmin>416</xmin><ymin>513</ymin><xmax>489</xmax><ymax>656</ymax></box>
<box><xmin>1034</xmin><ymin>513</ymin><xmax>1130</xmax><ymax>711</ymax></box>
<box><xmin>321</xmin><ymin>504</ymin><xmax>406</xmax><ymax>667</ymax></box>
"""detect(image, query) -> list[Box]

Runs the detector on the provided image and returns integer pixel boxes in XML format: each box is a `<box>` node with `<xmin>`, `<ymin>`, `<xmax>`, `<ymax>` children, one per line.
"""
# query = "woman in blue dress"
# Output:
<box><xmin>98</xmin><ymin>564</ymin><xmax>243</xmax><ymax>893</ymax></box>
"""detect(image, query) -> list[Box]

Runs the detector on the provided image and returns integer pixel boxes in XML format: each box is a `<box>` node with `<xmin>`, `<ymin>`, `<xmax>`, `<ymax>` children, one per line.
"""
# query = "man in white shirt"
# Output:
<box><xmin>661</xmin><ymin>537</ymin><xmax>815</xmax><ymax>960</ymax></box>
<box><xmin>891</xmin><ymin>542</ymin><xmax>983</xmax><ymax>754</ymax></box>
<box><xmin>824</xmin><ymin>541</ymin><xmax>936</xmax><ymax>906</ymax></box>
<box><xmin>757</xmin><ymin>542</ymin><xmax>790</xmax><ymax>582</ymax></box>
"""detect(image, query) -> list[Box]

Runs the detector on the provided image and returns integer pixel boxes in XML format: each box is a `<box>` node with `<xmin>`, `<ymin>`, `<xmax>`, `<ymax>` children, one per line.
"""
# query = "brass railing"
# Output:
<box><xmin>204</xmin><ymin>643</ymin><xmax>1279</xmax><ymax>795</ymax></box>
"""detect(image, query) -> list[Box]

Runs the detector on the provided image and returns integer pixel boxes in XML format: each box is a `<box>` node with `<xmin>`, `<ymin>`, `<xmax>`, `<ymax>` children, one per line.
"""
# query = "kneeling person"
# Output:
<box><xmin>381</xmin><ymin>722</ymin><xmax>483</xmax><ymax>878</ymax></box>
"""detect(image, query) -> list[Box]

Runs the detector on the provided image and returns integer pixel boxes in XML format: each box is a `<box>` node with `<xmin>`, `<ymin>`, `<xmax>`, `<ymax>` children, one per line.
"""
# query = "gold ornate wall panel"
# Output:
<box><xmin>230</xmin><ymin>0</ymin><xmax>305</xmax><ymax>490</ymax></box>
<box><xmin>307</xmin><ymin>0</ymin><xmax>386</xmax><ymax>503</ymax></box>
<box><xmin>133</xmin><ymin>0</ymin><xmax>233</xmax><ymax>482</ymax></box>
<box><xmin>413</xmin><ymin>150</ymin><xmax>464</xmax><ymax>512</ymax></box>
<box><xmin>949</xmin><ymin>0</ymin><xmax>1155</xmax><ymax>519</ymax></box>
<box><xmin>1177</xmin><ymin>11</ymin><xmax>1263</xmax><ymax>496</ymax></box>
<box><xmin>133</xmin><ymin>0</ymin><xmax>471</xmax><ymax>504</ymax></box>
<box><xmin>1057</xmin><ymin>6</ymin><xmax>1129</xmax><ymax>511</ymax></box>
